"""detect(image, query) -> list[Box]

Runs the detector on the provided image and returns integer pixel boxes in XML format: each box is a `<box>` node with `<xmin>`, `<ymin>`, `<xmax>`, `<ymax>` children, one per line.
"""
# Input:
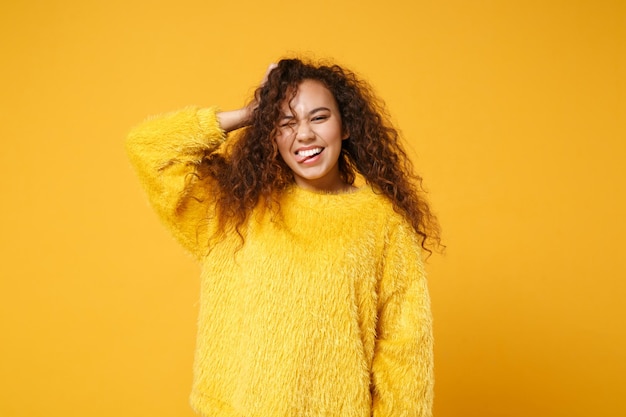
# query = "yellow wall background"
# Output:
<box><xmin>1</xmin><ymin>0</ymin><xmax>624</xmax><ymax>416</ymax></box>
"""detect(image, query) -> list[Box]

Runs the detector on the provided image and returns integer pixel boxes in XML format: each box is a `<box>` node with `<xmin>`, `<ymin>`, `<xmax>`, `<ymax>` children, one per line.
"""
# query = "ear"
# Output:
<box><xmin>342</xmin><ymin>128</ymin><xmax>350</xmax><ymax>140</ymax></box>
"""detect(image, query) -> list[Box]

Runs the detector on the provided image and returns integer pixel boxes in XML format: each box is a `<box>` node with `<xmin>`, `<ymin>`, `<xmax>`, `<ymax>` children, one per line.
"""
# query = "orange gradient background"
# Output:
<box><xmin>1</xmin><ymin>1</ymin><xmax>624</xmax><ymax>416</ymax></box>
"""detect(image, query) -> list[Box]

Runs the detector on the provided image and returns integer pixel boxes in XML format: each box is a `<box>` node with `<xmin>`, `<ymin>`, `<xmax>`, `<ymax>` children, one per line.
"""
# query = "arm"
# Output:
<box><xmin>125</xmin><ymin>65</ymin><xmax>274</xmax><ymax>258</ymax></box>
<box><xmin>372</xmin><ymin>218</ymin><xmax>434</xmax><ymax>417</ymax></box>
<box><xmin>126</xmin><ymin>106</ymin><xmax>237</xmax><ymax>259</ymax></box>
<box><xmin>217</xmin><ymin>107</ymin><xmax>252</xmax><ymax>133</ymax></box>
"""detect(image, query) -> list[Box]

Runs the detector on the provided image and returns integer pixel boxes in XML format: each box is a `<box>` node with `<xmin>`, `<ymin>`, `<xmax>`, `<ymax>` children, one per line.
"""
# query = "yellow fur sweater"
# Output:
<box><xmin>126</xmin><ymin>107</ymin><xmax>434</xmax><ymax>417</ymax></box>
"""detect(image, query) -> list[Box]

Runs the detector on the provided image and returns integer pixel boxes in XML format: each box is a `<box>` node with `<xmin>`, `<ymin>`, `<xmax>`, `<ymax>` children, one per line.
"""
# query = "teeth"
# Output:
<box><xmin>297</xmin><ymin>148</ymin><xmax>323</xmax><ymax>157</ymax></box>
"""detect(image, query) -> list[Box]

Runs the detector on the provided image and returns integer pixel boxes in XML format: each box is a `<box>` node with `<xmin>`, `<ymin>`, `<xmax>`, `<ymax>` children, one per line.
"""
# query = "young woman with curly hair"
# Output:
<box><xmin>127</xmin><ymin>58</ymin><xmax>441</xmax><ymax>417</ymax></box>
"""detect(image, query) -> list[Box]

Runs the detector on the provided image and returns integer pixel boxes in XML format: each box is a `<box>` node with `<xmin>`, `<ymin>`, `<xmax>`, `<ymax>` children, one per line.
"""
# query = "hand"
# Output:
<box><xmin>247</xmin><ymin>62</ymin><xmax>278</xmax><ymax>115</ymax></box>
<box><xmin>217</xmin><ymin>63</ymin><xmax>277</xmax><ymax>133</ymax></box>
<box><xmin>262</xmin><ymin>63</ymin><xmax>278</xmax><ymax>84</ymax></box>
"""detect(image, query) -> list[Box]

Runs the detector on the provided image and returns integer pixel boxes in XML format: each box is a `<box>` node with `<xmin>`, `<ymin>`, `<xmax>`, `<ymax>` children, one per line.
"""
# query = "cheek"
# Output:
<box><xmin>275</xmin><ymin>134</ymin><xmax>293</xmax><ymax>154</ymax></box>
<box><xmin>318</xmin><ymin>124</ymin><xmax>343</xmax><ymax>143</ymax></box>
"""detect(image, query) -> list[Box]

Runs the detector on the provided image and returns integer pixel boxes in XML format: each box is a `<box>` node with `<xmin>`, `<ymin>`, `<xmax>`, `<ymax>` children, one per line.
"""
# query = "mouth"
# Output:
<box><xmin>295</xmin><ymin>147</ymin><xmax>324</xmax><ymax>163</ymax></box>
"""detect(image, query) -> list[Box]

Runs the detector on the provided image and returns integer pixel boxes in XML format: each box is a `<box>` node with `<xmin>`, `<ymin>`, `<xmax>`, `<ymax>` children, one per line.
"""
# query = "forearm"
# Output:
<box><xmin>217</xmin><ymin>107</ymin><xmax>252</xmax><ymax>133</ymax></box>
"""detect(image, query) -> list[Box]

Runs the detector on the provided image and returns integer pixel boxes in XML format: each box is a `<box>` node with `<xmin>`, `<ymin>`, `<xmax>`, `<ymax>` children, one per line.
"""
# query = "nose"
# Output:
<box><xmin>295</xmin><ymin>121</ymin><xmax>314</xmax><ymax>141</ymax></box>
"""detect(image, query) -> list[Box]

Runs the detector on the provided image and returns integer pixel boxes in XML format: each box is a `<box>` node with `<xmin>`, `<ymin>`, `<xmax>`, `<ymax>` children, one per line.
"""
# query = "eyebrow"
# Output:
<box><xmin>280</xmin><ymin>107</ymin><xmax>331</xmax><ymax>120</ymax></box>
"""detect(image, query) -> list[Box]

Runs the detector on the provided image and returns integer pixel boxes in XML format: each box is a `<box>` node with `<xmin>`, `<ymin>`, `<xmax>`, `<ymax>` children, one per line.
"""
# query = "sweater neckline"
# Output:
<box><xmin>284</xmin><ymin>184</ymin><xmax>377</xmax><ymax>209</ymax></box>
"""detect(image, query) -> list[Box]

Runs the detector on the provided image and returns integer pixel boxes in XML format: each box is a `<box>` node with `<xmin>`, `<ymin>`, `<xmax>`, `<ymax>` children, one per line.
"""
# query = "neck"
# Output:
<box><xmin>293</xmin><ymin>178</ymin><xmax>356</xmax><ymax>194</ymax></box>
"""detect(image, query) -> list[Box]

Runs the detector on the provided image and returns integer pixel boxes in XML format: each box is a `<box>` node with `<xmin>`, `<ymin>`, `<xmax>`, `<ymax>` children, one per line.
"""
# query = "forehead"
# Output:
<box><xmin>282</xmin><ymin>79</ymin><xmax>338</xmax><ymax>112</ymax></box>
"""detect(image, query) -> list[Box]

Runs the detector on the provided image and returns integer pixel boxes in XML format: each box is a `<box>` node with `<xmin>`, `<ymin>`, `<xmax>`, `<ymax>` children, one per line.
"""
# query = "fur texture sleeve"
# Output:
<box><xmin>125</xmin><ymin>106</ymin><xmax>225</xmax><ymax>259</ymax></box>
<box><xmin>371</xmin><ymin>217</ymin><xmax>434</xmax><ymax>417</ymax></box>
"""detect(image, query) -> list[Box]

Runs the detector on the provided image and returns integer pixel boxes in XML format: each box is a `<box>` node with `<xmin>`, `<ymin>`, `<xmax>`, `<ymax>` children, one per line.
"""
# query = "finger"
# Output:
<box><xmin>261</xmin><ymin>63</ymin><xmax>278</xmax><ymax>85</ymax></box>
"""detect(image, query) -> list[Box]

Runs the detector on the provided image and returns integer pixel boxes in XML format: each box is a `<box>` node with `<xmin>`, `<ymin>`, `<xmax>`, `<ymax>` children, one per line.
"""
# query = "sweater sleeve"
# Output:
<box><xmin>371</xmin><ymin>217</ymin><xmax>434</xmax><ymax>417</ymax></box>
<box><xmin>125</xmin><ymin>106</ymin><xmax>226</xmax><ymax>260</ymax></box>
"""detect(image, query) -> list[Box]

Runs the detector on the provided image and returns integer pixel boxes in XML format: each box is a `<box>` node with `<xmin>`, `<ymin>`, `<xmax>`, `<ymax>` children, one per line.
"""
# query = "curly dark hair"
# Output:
<box><xmin>201</xmin><ymin>58</ymin><xmax>442</xmax><ymax>254</ymax></box>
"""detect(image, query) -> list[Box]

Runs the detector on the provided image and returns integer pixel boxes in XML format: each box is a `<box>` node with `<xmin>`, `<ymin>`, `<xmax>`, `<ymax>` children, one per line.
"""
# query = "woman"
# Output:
<box><xmin>127</xmin><ymin>58</ymin><xmax>441</xmax><ymax>417</ymax></box>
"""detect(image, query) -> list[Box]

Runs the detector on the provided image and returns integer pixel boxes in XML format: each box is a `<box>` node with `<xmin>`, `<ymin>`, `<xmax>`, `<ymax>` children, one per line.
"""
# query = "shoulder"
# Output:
<box><xmin>362</xmin><ymin>187</ymin><xmax>416</xmax><ymax>236</ymax></box>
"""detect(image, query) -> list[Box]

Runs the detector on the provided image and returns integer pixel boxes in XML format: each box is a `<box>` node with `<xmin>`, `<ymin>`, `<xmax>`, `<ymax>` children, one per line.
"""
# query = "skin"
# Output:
<box><xmin>218</xmin><ymin>69</ymin><xmax>353</xmax><ymax>193</ymax></box>
<box><xmin>274</xmin><ymin>79</ymin><xmax>350</xmax><ymax>193</ymax></box>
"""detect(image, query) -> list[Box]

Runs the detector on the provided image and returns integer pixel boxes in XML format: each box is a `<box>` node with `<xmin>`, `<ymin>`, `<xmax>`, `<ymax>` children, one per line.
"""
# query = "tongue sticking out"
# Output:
<box><xmin>304</xmin><ymin>149</ymin><xmax>322</xmax><ymax>161</ymax></box>
<box><xmin>297</xmin><ymin>148</ymin><xmax>324</xmax><ymax>163</ymax></box>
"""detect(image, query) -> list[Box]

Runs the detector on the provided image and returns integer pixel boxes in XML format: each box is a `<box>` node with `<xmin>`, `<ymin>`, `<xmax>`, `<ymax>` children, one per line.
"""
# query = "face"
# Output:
<box><xmin>275</xmin><ymin>79</ymin><xmax>349</xmax><ymax>193</ymax></box>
